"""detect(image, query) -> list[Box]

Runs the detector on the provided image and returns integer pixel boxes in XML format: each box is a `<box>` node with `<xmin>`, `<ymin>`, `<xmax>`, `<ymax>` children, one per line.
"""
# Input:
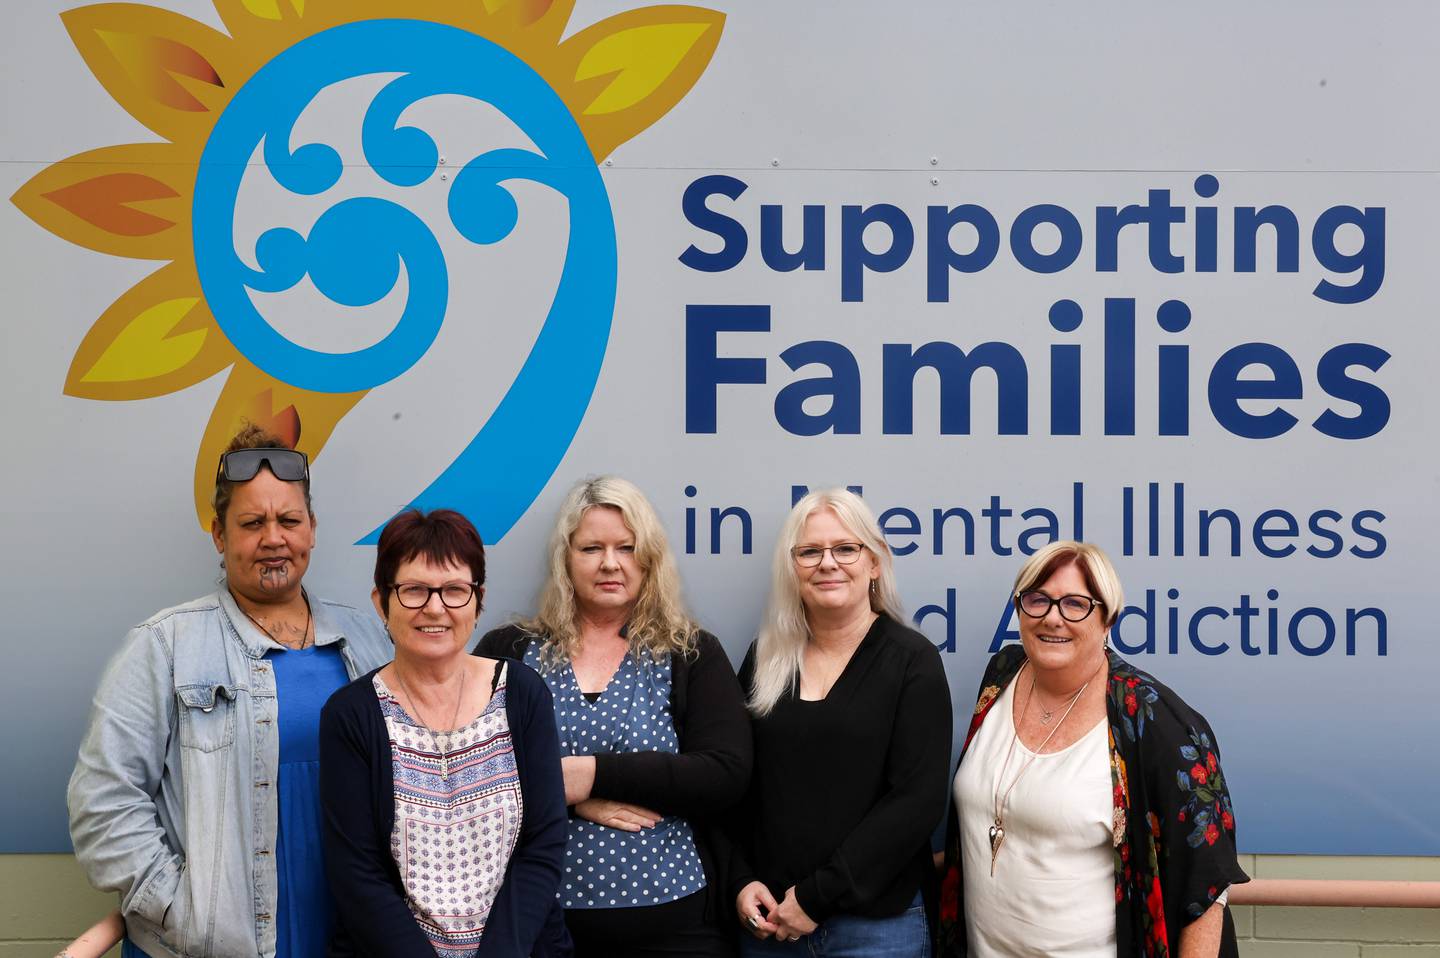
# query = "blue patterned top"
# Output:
<box><xmin>525</xmin><ymin>644</ymin><xmax>707</xmax><ymax>909</ymax></box>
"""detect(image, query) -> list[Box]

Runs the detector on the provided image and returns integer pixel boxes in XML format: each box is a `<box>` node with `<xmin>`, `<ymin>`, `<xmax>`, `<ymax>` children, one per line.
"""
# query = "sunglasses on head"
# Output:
<box><xmin>216</xmin><ymin>448</ymin><xmax>309</xmax><ymax>483</ymax></box>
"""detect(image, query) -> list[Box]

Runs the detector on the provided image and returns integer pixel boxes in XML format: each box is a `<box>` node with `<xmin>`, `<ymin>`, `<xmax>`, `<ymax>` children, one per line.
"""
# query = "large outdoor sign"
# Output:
<box><xmin>4</xmin><ymin>0</ymin><xmax>1435</xmax><ymax>856</ymax></box>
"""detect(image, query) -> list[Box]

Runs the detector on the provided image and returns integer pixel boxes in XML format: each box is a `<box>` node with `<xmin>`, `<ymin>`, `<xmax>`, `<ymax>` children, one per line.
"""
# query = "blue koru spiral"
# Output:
<box><xmin>193</xmin><ymin>18</ymin><xmax>617</xmax><ymax>543</ymax></box>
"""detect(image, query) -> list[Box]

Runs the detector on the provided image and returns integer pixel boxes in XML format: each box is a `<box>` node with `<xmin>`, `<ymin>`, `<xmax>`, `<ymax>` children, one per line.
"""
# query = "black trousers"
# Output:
<box><xmin>567</xmin><ymin>886</ymin><xmax>737</xmax><ymax>958</ymax></box>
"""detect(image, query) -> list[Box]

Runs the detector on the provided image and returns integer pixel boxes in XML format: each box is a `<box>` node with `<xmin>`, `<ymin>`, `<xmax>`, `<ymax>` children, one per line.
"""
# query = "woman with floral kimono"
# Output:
<box><xmin>937</xmin><ymin>541</ymin><xmax>1248</xmax><ymax>958</ymax></box>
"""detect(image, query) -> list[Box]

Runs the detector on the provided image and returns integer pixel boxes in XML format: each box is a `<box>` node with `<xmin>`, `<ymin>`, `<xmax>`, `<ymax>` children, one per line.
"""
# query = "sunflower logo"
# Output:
<box><xmin>13</xmin><ymin>0</ymin><xmax>723</xmax><ymax>540</ymax></box>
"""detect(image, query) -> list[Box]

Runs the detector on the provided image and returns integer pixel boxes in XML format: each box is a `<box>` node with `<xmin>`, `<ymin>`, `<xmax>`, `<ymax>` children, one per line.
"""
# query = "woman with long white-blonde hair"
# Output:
<box><xmin>719</xmin><ymin>488</ymin><xmax>952</xmax><ymax>957</ymax></box>
<box><xmin>476</xmin><ymin>476</ymin><xmax>751</xmax><ymax>957</ymax></box>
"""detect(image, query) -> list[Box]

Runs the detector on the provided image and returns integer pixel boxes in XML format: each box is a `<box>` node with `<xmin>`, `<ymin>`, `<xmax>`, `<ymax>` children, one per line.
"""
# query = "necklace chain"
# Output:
<box><xmin>988</xmin><ymin>658</ymin><xmax>1106</xmax><ymax>876</ymax></box>
<box><xmin>1034</xmin><ymin>687</ymin><xmax>1064</xmax><ymax>725</ymax></box>
<box><xmin>392</xmin><ymin>665</ymin><xmax>468</xmax><ymax>782</ymax></box>
<box><xmin>234</xmin><ymin>592</ymin><xmax>311</xmax><ymax>651</ymax></box>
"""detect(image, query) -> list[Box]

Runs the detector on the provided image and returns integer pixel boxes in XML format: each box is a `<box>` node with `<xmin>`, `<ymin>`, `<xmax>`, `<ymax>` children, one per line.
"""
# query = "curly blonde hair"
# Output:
<box><xmin>521</xmin><ymin>476</ymin><xmax>697</xmax><ymax>669</ymax></box>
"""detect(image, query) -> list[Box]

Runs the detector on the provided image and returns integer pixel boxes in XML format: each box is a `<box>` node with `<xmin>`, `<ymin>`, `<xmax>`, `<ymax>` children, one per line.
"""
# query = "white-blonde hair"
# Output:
<box><xmin>1012</xmin><ymin>540</ymin><xmax>1125</xmax><ymax>628</ymax></box>
<box><xmin>748</xmin><ymin>488</ymin><xmax>905</xmax><ymax>716</ymax></box>
<box><xmin>522</xmin><ymin>476</ymin><xmax>696</xmax><ymax>669</ymax></box>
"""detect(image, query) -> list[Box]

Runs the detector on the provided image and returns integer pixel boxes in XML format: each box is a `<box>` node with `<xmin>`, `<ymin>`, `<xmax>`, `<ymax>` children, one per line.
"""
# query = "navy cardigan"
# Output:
<box><xmin>319</xmin><ymin>659</ymin><xmax>571</xmax><ymax>957</ymax></box>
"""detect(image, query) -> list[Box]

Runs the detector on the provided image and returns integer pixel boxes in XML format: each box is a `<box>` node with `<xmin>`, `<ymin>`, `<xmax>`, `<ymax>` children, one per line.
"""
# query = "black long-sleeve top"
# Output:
<box><xmin>718</xmin><ymin>613</ymin><xmax>953</xmax><ymax>923</ymax></box>
<box><xmin>318</xmin><ymin>661</ymin><xmax>570</xmax><ymax>957</ymax></box>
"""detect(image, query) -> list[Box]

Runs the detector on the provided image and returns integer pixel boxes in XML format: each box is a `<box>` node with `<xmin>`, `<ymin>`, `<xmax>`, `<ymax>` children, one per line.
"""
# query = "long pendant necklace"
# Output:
<box><xmin>234</xmin><ymin>592</ymin><xmax>312</xmax><ymax>650</ymax></box>
<box><xmin>393</xmin><ymin>665</ymin><xmax>467</xmax><ymax>782</ymax></box>
<box><xmin>1035</xmin><ymin>691</ymin><xmax>1059</xmax><ymax>725</ymax></box>
<box><xmin>988</xmin><ymin>659</ymin><xmax>1104</xmax><ymax>876</ymax></box>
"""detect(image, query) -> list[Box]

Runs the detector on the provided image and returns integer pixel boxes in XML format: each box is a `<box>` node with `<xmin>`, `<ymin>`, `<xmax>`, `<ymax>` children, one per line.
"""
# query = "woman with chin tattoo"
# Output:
<box><xmin>936</xmin><ymin>541</ymin><xmax>1248</xmax><ymax>958</ymax></box>
<box><xmin>67</xmin><ymin>425</ymin><xmax>392</xmax><ymax>958</ymax></box>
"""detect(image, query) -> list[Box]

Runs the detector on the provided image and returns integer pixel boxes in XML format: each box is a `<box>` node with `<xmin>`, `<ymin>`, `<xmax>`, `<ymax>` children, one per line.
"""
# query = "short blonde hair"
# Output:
<box><xmin>522</xmin><ymin>476</ymin><xmax>696</xmax><ymax>668</ymax></box>
<box><xmin>1012</xmin><ymin>540</ymin><xmax>1124</xmax><ymax>627</ymax></box>
<box><xmin>748</xmin><ymin>488</ymin><xmax>905</xmax><ymax>716</ymax></box>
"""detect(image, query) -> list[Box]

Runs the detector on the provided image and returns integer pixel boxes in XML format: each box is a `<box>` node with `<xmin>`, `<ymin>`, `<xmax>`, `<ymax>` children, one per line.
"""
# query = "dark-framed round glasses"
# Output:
<box><xmin>1015</xmin><ymin>590</ymin><xmax>1102</xmax><ymax>622</ymax></box>
<box><xmin>391</xmin><ymin>582</ymin><xmax>479</xmax><ymax>609</ymax></box>
<box><xmin>792</xmin><ymin>542</ymin><xmax>867</xmax><ymax>567</ymax></box>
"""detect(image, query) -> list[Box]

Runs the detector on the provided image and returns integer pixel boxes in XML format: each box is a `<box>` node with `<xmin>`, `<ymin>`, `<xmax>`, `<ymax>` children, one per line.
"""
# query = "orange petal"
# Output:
<box><xmin>65</xmin><ymin>261</ymin><xmax>236</xmax><ymax>400</ymax></box>
<box><xmin>478</xmin><ymin>0</ymin><xmax>556</xmax><ymax>24</ymax></box>
<box><xmin>193</xmin><ymin>361</ymin><xmax>367</xmax><ymax>527</ymax></box>
<box><xmin>490</xmin><ymin>0</ymin><xmax>574</xmax><ymax>57</ymax></box>
<box><xmin>44</xmin><ymin>173</ymin><xmax>177</xmax><ymax>237</ymax></box>
<box><xmin>11</xmin><ymin>143</ymin><xmax>194</xmax><ymax>259</ymax></box>
<box><xmin>557</xmin><ymin>5</ymin><xmax>724</xmax><ymax>160</ymax></box>
<box><xmin>62</xmin><ymin>4</ymin><xmax>242</xmax><ymax>144</ymax></box>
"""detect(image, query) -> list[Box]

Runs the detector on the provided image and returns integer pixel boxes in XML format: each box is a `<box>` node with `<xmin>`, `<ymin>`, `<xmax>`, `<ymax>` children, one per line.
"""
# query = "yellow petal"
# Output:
<box><xmin>82</xmin><ymin>299</ymin><xmax>204</xmax><ymax>382</ymax></box>
<box><xmin>65</xmin><ymin>261</ymin><xmax>235</xmax><ymax>400</ymax></box>
<box><xmin>577</xmin><ymin>23</ymin><xmax>710</xmax><ymax>115</ymax></box>
<box><xmin>557</xmin><ymin>5</ymin><xmax>723</xmax><ymax>159</ymax></box>
<box><xmin>236</xmin><ymin>0</ymin><xmax>305</xmax><ymax>19</ymax></box>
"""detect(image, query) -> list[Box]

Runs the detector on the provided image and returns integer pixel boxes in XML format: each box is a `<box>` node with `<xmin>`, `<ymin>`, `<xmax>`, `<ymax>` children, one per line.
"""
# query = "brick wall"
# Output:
<box><xmin>1233</xmin><ymin>855</ymin><xmax>1440</xmax><ymax>957</ymax></box>
<box><xmin>3</xmin><ymin>853</ymin><xmax>1436</xmax><ymax>956</ymax></box>
<box><xmin>0</xmin><ymin>856</ymin><xmax>117</xmax><ymax>958</ymax></box>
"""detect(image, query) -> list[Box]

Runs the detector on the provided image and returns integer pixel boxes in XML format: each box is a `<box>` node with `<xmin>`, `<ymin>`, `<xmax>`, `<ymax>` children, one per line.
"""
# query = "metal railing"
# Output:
<box><xmin>1230</xmin><ymin>879</ymin><xmax>1440</xmax><ymax>908</ymax></box>
<box><xmin>55</xmin><ymin>882</ymin><xmax>1440</xmax><ymax>956</ymax></box>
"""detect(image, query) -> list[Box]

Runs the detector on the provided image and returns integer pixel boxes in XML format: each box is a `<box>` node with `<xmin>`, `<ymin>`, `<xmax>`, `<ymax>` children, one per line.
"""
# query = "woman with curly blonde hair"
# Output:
<box><xmin>476</xmin><ymin>476</ymin><xmax>752</xmax><ymax>958</ymax></box>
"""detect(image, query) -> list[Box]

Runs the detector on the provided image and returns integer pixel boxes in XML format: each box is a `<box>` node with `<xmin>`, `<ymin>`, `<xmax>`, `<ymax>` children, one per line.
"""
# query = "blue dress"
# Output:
<box><xmin>270</xmin><ymin>643</ymin><xmax>349</xmax><ymax>958</ymax></box>
<box><xmin>122</xmin><ymin>643</ymin><xmax>348</xmax><ymax>958</ymax></box>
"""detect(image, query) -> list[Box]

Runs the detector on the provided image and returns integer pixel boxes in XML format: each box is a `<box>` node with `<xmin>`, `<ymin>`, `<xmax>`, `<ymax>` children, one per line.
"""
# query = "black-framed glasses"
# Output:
<box><xmin>390</xmin><ymin>581</ymin><xmax>479</xmax><ymax>609</ymax></box>
<box><xmin>791</xmin><ymin>542</ymin><xmax>867</xmax><ymax>567</ymax></box>
<box><xmin>1015</xmin><ymin>590</ymin><xmax>1102</xmax><ymax>622</ymax></box>
<box><xmin>216</xmin><ymin>448</ymin><xmax>309</xmax><ymax>483</ymax></box>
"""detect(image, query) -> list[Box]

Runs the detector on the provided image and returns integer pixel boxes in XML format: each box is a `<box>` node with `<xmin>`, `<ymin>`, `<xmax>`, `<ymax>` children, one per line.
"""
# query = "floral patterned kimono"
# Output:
<box><xmin>935</xmin><ymin>646</ymin><xmax>1249</xmax><ymax>957</ymax></box>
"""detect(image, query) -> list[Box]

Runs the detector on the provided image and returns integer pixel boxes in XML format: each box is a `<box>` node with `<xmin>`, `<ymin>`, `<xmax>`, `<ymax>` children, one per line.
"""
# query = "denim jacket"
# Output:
<box><xmin>68</xmin><ymin>590</ymin><xmax>392</xmax><ymax>958</ymax></box>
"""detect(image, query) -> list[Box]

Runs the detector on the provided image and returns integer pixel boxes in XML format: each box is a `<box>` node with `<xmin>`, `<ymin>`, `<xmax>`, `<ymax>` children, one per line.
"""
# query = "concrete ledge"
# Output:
<box><xmin>1252</xmin><ymin>906</ymin><xmax>1440</xmax><ymax>944</ymax></box>
<box><xmin>1240</xmin><ymin>943</ymin><xmax>1360</xmax><ymax>958</ymax></box>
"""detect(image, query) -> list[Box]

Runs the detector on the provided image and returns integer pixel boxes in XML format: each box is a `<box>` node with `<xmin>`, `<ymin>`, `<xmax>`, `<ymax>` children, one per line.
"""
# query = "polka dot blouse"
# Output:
<box><xmin>524</xmin><ymin>644</ymin><xmax>707</xmax><ymax>909</ymax></box>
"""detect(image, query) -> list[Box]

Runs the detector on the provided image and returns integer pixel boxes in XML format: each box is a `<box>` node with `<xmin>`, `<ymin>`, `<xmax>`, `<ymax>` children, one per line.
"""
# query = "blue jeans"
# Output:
<box><xmin>738</xmin><ymin>895</ymin><xmax>930</xmax><ymax>958</ymax></box>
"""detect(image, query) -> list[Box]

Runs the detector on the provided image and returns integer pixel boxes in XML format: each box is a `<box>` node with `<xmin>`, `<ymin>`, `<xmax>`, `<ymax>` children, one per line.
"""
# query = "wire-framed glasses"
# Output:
<box><xmin>791</xmin><ymin>543</ymin><xmax>867</xmax><ymax>567</ymax></box>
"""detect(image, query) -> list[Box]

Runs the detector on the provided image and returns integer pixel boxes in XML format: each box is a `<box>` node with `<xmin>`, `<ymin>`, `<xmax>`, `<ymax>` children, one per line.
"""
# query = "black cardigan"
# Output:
<box><xmin>474</xmin><ymin>625</ymin><xmax>752</xmax><ymax>917</ymax></box>
<box><xmin>716</xmin><ymin>613</ymin><xmax>953</xmax><ymax>923</ymax></box>
<box><xmin>318</xmin><ymin>661</ymin><xmax>570</xmax><ymax>957</ymax></box>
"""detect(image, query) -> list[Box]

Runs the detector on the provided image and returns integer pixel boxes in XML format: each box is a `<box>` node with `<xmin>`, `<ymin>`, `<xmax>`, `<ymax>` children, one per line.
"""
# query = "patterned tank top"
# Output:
<box><xmin>376</xmin><ymin>662</ymin><xmax>522</xmax><ymax>957</ymax></box>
